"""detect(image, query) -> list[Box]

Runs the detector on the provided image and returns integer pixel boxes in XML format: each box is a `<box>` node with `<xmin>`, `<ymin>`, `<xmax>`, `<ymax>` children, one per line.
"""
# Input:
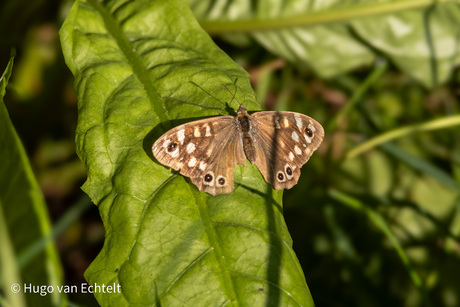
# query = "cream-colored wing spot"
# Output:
<box><xmin>204</xmin><ymin>124</ymin><xmax>211</xmax><ymax>137</ymax></box>
<box><xmin>177</xmin><ymin>129</ymin><xmax>185</xmax><ymax>144</ymax></box>
<box><xmin>283</xmin><ymin>117</ymin><xmax>289</xmax><ymax>128</ymax></box>
<box><xmin>186</xmin><ymin>143</ymin><xmax>196</xmax><ymax>153</ymax></box>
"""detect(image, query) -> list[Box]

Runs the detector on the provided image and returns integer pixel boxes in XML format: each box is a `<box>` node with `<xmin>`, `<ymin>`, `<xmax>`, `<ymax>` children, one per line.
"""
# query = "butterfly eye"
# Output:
<box><xmin>217</xmin><ymin>176</ymin><xmax>227</xmax><ymax>186</ymax></box>
<box><xmin>284</xmin><ymin>164</ymin><xmax>294</xmax><ymax>179</ymax></box>
<box><xmin>204</xmin><ymin>174</ymin><xmax>213</xmax><ymax>182</ymax></box>
<box><xmin>167</xmin><ymin>142</ymin><xmax>177</xmax><ymax>152</ymax></box>
<box><xmin>305</xmin><ymin>128</ymin><xmax>313</xmax><ymax>138</ymax></box>
<box><xmin>277</xmin><ymin>172</ymin><xmax>285</xmax><ymax>181</ymax></box>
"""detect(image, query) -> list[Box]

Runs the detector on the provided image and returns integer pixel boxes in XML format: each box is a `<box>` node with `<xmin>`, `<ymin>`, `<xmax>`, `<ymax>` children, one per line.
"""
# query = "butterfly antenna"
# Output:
<box><xmin>220</xmin><ymin>83</ymin><xmax>243</xmax><ymax>108</ymax></box>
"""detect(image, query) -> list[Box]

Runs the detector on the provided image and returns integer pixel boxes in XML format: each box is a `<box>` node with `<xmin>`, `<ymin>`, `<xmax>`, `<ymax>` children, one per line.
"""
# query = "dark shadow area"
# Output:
<box><xmin>264</xmin><ymin>113</ymin><xmax>282</xmax><ymax>307</ymax></box>
<box><xmin>237</xmin><ymin>183</ymin><xmax>283</xmax><ymax>213</ymax></box>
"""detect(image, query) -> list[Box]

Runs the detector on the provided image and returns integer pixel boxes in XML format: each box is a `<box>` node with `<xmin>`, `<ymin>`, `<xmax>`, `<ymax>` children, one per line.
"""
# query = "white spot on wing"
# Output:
<box><xmin>188</xmin><ymin>156</ymin><xmax>197</xmax><ymax>167</ymax></box>
<box><xmin>295</xmin><ymin>115</ymin><xmax>303</xmax><ymax>130</ymax></box>
<box><xmin>194</xmin><ymin>127</ymin><xmax>201</xmax><ymax>137</ymax></box>
<box><xmin>292</xmin><ymin>131</ymin><xmax>299</xmax><ymax>142</ymax></box>
<box><xmin>289</xmin><ymin>152</ymin><xmax>294</xmax><ymax>161</ymax></box>
<box><xmin>283</xmin><ymin>117</ymin><xmax>289</xmax><ymax>128</ymax></box>
<box><xmin>280</xmin><ymin>140</ymin><xmax>285</xmax><ymax>149</ymax></box>
<box><xmin>170</xmin><ymin>148</ymin><xmax>179</xmax><ymax>158</ymax></box>
<box><xmin>186</xmin><ymin>143</ymin><xmax>196</xmax><ymax>153</ymax></box>
<box><xmin>304</xmin><ymin>133</ymin><xmax>312</xmax><ymax>143</ymax></box>
<box><xmin>199</xmin><ymin>161</ymin><xmax>207</xmax><ymax>171</ymax></box>
<box><xmin>309</xmin><ymin>123</ymin><xmax>316</xmax><ymax>132</ymax></box>
<box><xmin>295</xmin><ymin>146</ymin><xmax>302</xmax><ymax>155</ymax></box>
<box><xmin>162</xmin><ymin>139</ymin><xmax>170</xmax><ymax>148</ymax></box>
<box><xmin>177</xmin><ymin>129</ymin><xmax>185</xmax><ymax>144</ymax></box>
<box><xmin>204</xmin><ymin>124</ymin><xmax>211</xmax><ymax>137</ymax></box>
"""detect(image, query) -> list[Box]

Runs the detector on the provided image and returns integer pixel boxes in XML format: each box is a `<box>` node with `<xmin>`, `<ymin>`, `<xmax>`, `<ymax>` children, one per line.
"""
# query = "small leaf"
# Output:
<box><xmin>60</xmin><ymin>0</ymin><xmax>313</xmax><ymax>305</ymax></box>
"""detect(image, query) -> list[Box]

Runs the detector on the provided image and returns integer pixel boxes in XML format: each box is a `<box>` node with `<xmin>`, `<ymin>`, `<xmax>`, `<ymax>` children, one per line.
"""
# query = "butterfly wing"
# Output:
<box><xmin>250</xmin><ymin>111</ymin><xmax>324</xmax><ymax>190</ymax></box>
<box><xmin>152</xmin><ymin>117</ymin><xmax>246</xmax><ymax>196</ymax></box>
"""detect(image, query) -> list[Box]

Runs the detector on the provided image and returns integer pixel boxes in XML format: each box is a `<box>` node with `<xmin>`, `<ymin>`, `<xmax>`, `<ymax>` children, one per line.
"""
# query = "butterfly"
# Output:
<box><xmin>152</xmin><ymin>104</ymin><xmax>324</xmax><ymax>196</ymax></box>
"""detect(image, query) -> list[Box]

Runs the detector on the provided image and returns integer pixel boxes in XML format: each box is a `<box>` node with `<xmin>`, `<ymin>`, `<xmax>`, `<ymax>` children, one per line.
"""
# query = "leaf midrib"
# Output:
<box><xmin>191</xmin><ymin>188</ymin><xmax>240</xmax><ymax>306</ymax></box>
<box><xmin>87</xmin><ymin>0</ymin><xmax>170</xmax><ymax>127</ymax></box>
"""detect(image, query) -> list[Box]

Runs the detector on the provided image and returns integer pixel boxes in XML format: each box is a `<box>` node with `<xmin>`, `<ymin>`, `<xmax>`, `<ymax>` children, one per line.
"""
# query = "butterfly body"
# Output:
<box><xmin>152</xmin><ymin>105</ymin><xmax>324</xmax><ymax>196</ymax></box>
<box><xmin>237</xmin><ymin>105</ymin><xmax>257</xmax><ymax>163</ymax></box>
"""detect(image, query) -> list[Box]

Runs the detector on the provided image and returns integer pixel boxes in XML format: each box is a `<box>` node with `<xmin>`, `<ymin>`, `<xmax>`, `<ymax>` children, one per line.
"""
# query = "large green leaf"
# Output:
<box><xmin>0</xmin><ymin>59</ymin><xmax>65</xmax><ymax>306</ymax></box>
<box><xmin>60</xmin><ymin>0</ymin><xmax>313</xmax><ymax>305</ymax></box>
<box><xmin>188</xmin><ymin>0</ymin><xmax>460</xmax><ymax>88</ymax></box>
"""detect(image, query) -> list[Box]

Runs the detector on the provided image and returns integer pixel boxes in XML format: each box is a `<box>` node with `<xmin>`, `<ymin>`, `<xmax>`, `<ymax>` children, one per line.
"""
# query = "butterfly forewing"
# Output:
<box><xmin>250</xmin><ymin>111</ymin><xmax>324</xmax><ymax>190</ymax></box>
<box><xmin>152</xmin><ymin>105</ymin><xmax>324</xmax><ymax>196</ymax></box>
<box><xmin>152</xmin><ymin>117</ymin><xmax>246</xmax><ymax>195</ymax></box>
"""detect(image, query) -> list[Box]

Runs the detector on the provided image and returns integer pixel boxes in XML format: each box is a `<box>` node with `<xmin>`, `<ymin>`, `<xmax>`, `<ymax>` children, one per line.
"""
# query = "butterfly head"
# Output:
<box><xmin>237</xmin><ymin>104</ymin><xmax>248</xmax><ymax>115</ymax></box>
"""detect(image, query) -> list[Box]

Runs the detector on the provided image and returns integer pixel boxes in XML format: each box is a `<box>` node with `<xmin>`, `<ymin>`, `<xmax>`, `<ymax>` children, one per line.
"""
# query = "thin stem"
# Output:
<box><xmin>346</xmin><ymin>115</ymin><xmax>460</xmax><ymax>159</ymax></box>
<box><xmin>327</xmin><ymin>59</ymin><xmax>388</xmax><ymax>132</ymax></box>
<box><xmin>200</xmin><ymin>0</ymin><xmax>452</xmax><ymax>34</ymax></box>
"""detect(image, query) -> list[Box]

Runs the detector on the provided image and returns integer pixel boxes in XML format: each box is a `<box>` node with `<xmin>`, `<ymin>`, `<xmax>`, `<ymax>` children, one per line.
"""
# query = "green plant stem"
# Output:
<box><xmin>328</xmin><ymin>189</ymin><xmax>433</xmax><ymax>307</ymax></box>
<box><xmin>16</xmin><ymin>195</ymin><xmax>91</xmax><ymax>268</ymax></box>
<box><xmin>381</xmin><ymin>142</ymin><xmax>460</xmax><ymax>191</ymax></box>
<box><xmin>346</xmin><ymin>115</ymin><xmax>460</xmax><ymax>160</ymax></box>
<box><xmin>327</xmin><ymin>59</ymin><xmax>388</xmax><ymax>132</ymax></box>
<box><xmin>201</xmin><ymin>0</ymin><xmax>453</xmax><ymax>33</ymax></box>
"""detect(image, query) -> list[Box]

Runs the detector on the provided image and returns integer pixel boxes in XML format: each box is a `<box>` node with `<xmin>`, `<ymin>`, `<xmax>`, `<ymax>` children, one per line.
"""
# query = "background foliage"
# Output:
<box><xmin>1</xmin><ymin>0</ymin><xmax>460</xmax><ymax>306</ymax></box>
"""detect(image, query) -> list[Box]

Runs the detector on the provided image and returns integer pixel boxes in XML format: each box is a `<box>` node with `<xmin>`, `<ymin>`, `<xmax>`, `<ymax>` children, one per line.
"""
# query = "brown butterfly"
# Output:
<box><xmin>152</xmin><ymin>105</ymin><xmax>324</xmax><ymax>196</ymax></box>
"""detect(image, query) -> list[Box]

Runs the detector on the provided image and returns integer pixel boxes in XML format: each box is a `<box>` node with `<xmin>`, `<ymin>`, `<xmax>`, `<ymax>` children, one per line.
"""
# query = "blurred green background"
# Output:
<box><xmin>1</xmin><ymin>0</ymin><xmax>460</xmax><ymax>306</ymax></box>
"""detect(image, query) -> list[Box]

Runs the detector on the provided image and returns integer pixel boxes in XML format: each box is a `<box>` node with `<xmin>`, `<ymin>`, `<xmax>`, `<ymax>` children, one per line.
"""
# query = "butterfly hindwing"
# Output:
<box><xmin>152</xmin><ymin>117</ymin><xmax>246</xmax><ymax>195</ymax></box>
<box><xmin>250</xmin><ymin>111</ymin><xmax>324</xmax><ymax>190</ymax></box>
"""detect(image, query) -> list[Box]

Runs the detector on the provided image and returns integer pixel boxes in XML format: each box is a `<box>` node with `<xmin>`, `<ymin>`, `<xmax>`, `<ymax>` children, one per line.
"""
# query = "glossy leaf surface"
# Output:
<box><xmin>60</xmin><ymin>0</ymin><xmax>314</xmax><ymax>305</ymax></box>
